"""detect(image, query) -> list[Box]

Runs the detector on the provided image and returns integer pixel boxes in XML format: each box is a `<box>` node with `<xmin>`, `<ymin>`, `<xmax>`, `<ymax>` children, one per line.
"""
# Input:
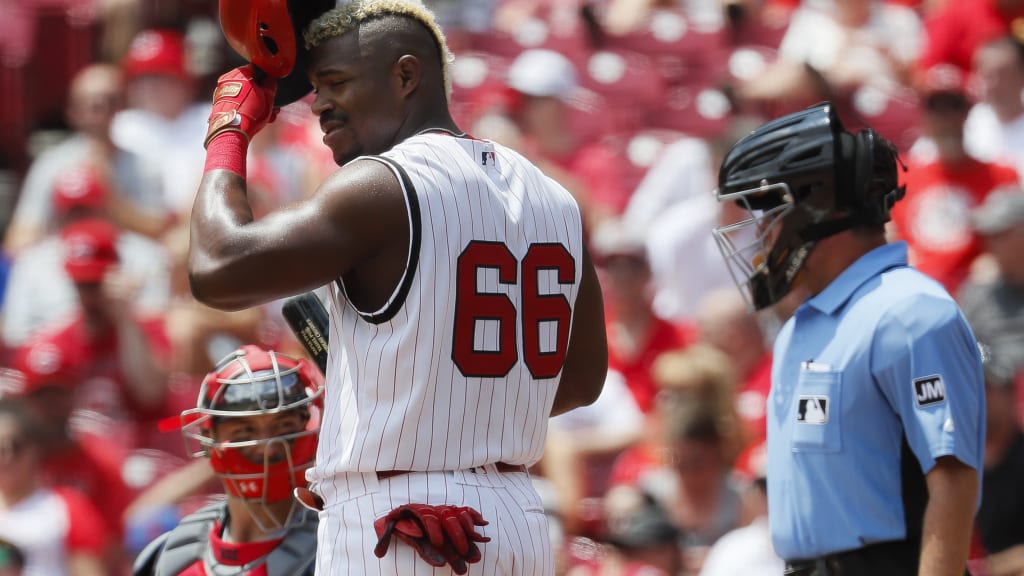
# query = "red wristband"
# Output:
<box><xmin>204</xmin><ymin>131</ymin><xmax>248</xmax><ymax>176</ymax></box>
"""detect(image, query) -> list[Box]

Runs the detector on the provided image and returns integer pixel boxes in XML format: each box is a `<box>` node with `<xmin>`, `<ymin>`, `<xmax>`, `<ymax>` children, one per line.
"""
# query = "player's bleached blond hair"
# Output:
<box><xmin>304</xmin><ymin>0</ymin><xmax>453</xmax><ymax>98</ymax></box>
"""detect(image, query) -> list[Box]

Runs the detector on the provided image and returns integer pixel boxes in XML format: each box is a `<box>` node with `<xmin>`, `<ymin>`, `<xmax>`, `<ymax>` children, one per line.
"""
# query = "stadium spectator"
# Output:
<box><xmin>544</xmin><ymin>367</ymin><xmax>645</xmax><ymax>537</ymax></box>
<box><xmin>585</xmin><ymin>493</ymin><xmax>684</xmax><ymax>576</ymax></box>
<box><xmin>593</xmin><ymin>220</ymin><xmax>694</xmax><ymax>413</ymax></box>
<box><xmin>960</xmin><ymin>187</ymin><xmax>1024</xmax><ymax>411</ymax></box>
<box><xmin>0</xmin><ymin>398</ymin><xmax>111</xmax><ymax>576</ymax></box>
<box><xmin>27</xmin><ymin>219</ymin><xmax>171</xmax><ymax>453</ymax></box>
<box><xmin>5</xmin><ymin>337</ymin><xmax>133</xmax><ymax>559</ymax></box>
<box><xmin>496</xmin><ymin>48</ymin><xmax>632</xmax><ymax>228</ymax></box>
<box><xmin>1</xmin><ymin>166</ymin><xmax>170</xmax><ymax>348</ymax></box>
<box><xmin>893</xmin><ymin>65</ymin><xmax>1020</xmax><ymax>295</ymax></box>
<box><xmin>698</xmin><ymin>440</ymin><xmax>783</xmax><ymax>576</ymax></box>
<box><xmin>3</xmin><ymin>63</ymin><xmax>165</xmax><ymax>255</ymax></box>
<box><xmin>111</xmin><ymin>29</ymin><xmax>209</xmax><ymax>217</ymax></box>
<box><xmin>610</xmin><ymin>344</ymin><xmax>743</xmax><ymax>572</ymax></box>
<box><xmin>974</xmin><ymin>345</ymin><xmax>1024</xmax><ymax>576</ymax></box>
<box><xmin>964</xmin><ymin>35</ymin><xmax>1024</xmax><ymax>181</ymax></box>
<box><xmin>738</xmin><ymin>0</ymin><xmax>923</xmax><ymax>110</ymax></box>
<box><xmin>160</xmin><ymin>221</ymin><xmax>265</xmax><ymax>377</ymax></box>
<box><xmin>697</xmin><ymin>289</ymin><xmax>772</xmax><ymax>446</ymax></box>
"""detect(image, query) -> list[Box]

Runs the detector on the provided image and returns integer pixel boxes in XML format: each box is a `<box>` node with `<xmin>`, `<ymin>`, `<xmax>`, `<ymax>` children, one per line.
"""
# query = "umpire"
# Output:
<box><xmin>711</xmin><ymin>102</ymin><xmax>984</xmax><ymax>576</ymax></box>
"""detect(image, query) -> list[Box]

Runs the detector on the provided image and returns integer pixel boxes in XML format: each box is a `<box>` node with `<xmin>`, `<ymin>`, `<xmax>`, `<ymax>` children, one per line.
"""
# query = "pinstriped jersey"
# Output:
<box><xmin>307</xmin><ymin>131</ymin><xmax>585</xmax><ymax>480</ymax></box>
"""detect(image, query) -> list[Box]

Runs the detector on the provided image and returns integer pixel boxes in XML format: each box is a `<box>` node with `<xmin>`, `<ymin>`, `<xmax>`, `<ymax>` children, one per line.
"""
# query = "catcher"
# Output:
<box><xmin>132</xmin><ymin>345</ymin><xmax>323</xmax><ymax>575</ymax></box>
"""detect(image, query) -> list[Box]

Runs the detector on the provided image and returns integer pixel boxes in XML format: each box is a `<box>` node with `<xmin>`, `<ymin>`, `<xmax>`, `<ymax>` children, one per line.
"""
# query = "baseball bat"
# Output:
<box><xmin>282</xmin><ymin>292</ymin><xmax>329</xmax><ymax>375</ymax></box>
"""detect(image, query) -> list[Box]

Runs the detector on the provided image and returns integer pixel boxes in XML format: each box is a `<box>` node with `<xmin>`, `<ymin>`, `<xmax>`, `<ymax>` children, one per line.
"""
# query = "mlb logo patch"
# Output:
<box><xmin>914</xmin><ymin>375</ymin><xmax>946</xmax><ymax>407</ymax></box>
<box><xmin>797</xmin><ymin>396</ymin><xmax>829</xmax><ymax>424</ymax></box>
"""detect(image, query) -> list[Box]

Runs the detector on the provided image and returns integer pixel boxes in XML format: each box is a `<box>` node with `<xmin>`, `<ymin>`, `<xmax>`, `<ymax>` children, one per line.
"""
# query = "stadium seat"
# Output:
<box><xmin>652</xmin><ymin>84</ymin><xmax>733</xmax><ymax>139</ymax></box>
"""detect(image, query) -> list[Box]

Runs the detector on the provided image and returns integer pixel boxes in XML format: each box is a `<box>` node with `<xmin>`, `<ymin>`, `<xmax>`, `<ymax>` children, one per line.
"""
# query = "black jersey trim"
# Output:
<box><xmin>353</xmin><ymin>155</ymin><xmax>422</xmax><ymax>325</ymax></box>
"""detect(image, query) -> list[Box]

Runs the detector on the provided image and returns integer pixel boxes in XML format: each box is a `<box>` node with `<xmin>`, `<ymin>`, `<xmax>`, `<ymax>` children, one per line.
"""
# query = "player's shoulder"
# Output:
<box><xmin>317</xmin><ymin>155</ymin><xmax>407</xmax><ymax>204</ymax></box>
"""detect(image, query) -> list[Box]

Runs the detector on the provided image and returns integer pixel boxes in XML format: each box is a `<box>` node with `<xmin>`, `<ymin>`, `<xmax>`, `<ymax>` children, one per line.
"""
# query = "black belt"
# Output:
<box><xmin>377</xmin><ymin>462</ymin><xmax>527</xmax><ymax>481</ymax></box>
<box><xmin>784</xmin><ymin>540</ymin><xmax>915</xmax><ymax>576</ymax></box>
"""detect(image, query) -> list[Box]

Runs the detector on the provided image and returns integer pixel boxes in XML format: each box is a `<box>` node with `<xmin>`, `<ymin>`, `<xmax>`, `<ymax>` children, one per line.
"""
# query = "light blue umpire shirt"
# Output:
<box><xmin>767</xmin><ymin>241</ymin><xmax>985</xmax><ymax>561</ymax></box>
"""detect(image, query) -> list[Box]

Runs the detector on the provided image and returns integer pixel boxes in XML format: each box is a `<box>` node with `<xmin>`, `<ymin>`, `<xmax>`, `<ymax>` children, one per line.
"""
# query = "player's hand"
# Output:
<box><xmin>205</xmin><ymin>65</ymin><xmax>279</xmax><ymax>148</ymax></box>
<box><xmin>373</xmin><ymin>504</ymin><xmax>491</xmax><ymax>574</ymax></box>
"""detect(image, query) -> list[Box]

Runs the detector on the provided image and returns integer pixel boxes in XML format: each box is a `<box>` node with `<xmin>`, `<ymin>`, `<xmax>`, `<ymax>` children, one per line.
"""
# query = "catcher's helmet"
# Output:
<box><xmin>218</xmin><ymin>0</ymin><xmax>335</xmax><ymax>106</ymax></box>
<box><xmin>182</xmin><ymin>345</ymin><xmax>322</xmax><ymax>528</ymax></box>
<box><xmin>712</xmin><ymin>102</ymin><xmax>904</xmax><ymax>310</ymax></box>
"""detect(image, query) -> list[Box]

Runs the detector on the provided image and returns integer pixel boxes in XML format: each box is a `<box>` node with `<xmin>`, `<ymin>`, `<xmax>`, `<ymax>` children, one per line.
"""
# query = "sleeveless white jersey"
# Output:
<box><xmin>307</xmin><ymin>131</ymin><xmax>585</xmax><ymax>481</ymax></box>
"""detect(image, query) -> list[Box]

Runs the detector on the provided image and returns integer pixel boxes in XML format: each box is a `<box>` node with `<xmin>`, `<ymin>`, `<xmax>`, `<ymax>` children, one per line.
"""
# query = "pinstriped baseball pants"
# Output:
<box><xmin>313</xmin><ymin>464</ymin><xmax>554</xmax><ymax>575</ymax></box>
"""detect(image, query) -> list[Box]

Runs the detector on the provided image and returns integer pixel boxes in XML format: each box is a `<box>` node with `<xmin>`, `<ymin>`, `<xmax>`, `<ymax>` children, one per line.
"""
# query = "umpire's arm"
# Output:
<box><xmin>550</xmin><ymin>243</ymin><xmax>607</xmax><ymax>416</ymax></box>
<box><xmin>919</xmin><ymin>455</ymin><xmax>979</xmax><ymax>576</ymax></box>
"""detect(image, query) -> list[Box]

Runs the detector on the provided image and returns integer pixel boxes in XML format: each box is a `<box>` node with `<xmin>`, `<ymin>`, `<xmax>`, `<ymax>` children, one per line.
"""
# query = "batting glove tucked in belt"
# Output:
<box><xmin>373</xmin><ymin>504</ymin><xmax>491</xmax><ymax>574</ymax></box>
<box><xmin>205</xmin><ymin>65</ymin><xmax>278</xmax><ymax>148</ymax></box>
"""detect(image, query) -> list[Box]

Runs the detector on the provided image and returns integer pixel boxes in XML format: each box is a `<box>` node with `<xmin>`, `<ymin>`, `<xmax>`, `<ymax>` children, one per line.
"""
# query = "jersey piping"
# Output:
<box><xmin>335</xmin><ymin>155</ymin><xmax>422</xmax><ymax>325</ymax></box>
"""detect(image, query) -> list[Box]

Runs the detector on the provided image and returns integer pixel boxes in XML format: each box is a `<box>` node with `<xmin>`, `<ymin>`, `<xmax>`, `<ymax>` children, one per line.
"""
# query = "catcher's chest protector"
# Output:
<box><xmin>154</xmin><ymin>502</ymin><xmax>318</xmax><ymax>575</ymax></box>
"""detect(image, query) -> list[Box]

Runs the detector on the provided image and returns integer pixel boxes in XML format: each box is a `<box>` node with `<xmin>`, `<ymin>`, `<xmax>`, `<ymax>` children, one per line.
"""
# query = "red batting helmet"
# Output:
<box><xmin>181</xmin><ymin>345</ymin><xmax>323</xmax><ymax>525</ymax></box>
<box><xmin>218</xmin><ymin>0</ymin><xmax>335</xmax><ymax>106</ymax></box>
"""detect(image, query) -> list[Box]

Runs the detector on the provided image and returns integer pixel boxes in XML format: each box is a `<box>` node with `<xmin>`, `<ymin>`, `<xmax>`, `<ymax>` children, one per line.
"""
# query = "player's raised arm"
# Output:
<box><xmin>188</xmin><ymin>66</ymin><xmax>409</xmax><ymax>310</ymax></box>
<box><xmin>551</xmin><ymin>243</ymin><xmax>607</xmax><ymax>416</ymax></box>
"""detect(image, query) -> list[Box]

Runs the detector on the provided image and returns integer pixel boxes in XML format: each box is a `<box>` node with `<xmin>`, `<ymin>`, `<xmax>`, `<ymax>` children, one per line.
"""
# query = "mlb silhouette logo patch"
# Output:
<box><xmin>481</xmin><ymin>150</ymin><xmax>497</xmax><ymax>166</ymax></box>
<box><xmin>797</xmin><ymin>396</ymin><xmax>829</xmax><ymax>424</ymax></box>
<box><xmin>914</xmin><ymin>375</ymin><xmax>946</xmax><ymax>407</ymax></box>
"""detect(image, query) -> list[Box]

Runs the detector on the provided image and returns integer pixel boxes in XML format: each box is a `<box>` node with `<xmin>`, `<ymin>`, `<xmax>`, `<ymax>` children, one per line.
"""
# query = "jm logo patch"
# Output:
<box><xmin>797</xmin><ymin>396</ymin><xmax>829</xmax><ymax>424</ymax></box>
<box><xmin>914</xmin><ymin>375</ymin><xmax>946</xmax><ymax>407</ymax></box>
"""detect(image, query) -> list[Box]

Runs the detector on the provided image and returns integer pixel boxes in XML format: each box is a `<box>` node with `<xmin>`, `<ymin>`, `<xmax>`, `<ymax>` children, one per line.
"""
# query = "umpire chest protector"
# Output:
<box><xmin>141</xmin><ymin>501</ymin><xmax>318</xmax><ymax>576</ymax></box>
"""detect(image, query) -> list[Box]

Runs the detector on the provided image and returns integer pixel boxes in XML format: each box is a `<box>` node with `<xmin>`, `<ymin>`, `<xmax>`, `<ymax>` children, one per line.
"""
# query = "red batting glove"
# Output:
<box><xmin>373</xmin><ymin>504</ymin><xmax>491</xmax><ymax>575</ymax></box>
<box><xmin>204</xmin><ymin>65</ymin><xmax>278</xmax><ymax>148</ymax></box>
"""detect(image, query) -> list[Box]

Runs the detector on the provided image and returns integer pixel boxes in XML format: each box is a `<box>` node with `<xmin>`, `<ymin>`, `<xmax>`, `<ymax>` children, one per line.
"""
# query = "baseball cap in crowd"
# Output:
<box><xmin>971</xmin><ymin>186</ymin><xmax>1024</xmax><ymax>236</ymax></box>
<box><xmin>507</xmin><ymin>49</ymin><xmax>578</xmax><ymax>101</ymax></box>
<box><xmin>53</xmin><ymin>165</ymin><xmax>107</xmax><ymax>215</ymax></box>
<box><xmin>590</xmin><ymin>220</ymin><xmax>647</xmax><ymax>264</ymax></box>
<box><xmin>123</xmin><ymin>29</ymin><xmax>189</xmax><ymax>80</ymax></box>
<box><xmin>9</xmin><ymin>338</ymin><xmax>81</xmax><ymax>396</ymax></box>
<box><xmin>605</xmin><ymin>500</ymin><xmax>682</xmax><ymax>551</ymax></box>
<box><xmin>62</xmin><ymin>218</ymin><xmax>120</xmax><ymax>283</ymax></box>
<box><xmin>918</xmin><ymin>64</ymin><xmax>972</xmax><ymax>111</ymax></box>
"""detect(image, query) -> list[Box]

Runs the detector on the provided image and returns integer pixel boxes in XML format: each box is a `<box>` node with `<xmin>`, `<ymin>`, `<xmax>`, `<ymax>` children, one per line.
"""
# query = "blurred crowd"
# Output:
<box><xmin>1</xmin><ymin>0</ymin><xmax>1024</xmax><ymax>574</ymax></box>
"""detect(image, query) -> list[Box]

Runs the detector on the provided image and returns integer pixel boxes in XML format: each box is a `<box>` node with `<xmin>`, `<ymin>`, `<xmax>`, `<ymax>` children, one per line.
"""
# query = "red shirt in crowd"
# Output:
<box><xmin>36</xmin><ymin>313</ymin><xmax>173</xmax><ymax>450</ymax></box>
<box><xmin>891</xmin><ymin>158</ymin><xmax>1019</xmax><ymax>294</ymax></box>
<box><xmin>918</xmin><ymin>0</ymin><xmax>1024</xmax><ymax>74</ymax></box>
<box><xmin>42</xmin><ymin>433</ymin><xmax>134</xmax><ymax>539</ymax></box>
<box><xmin>607</xmin><ymin>317</ymin><xmax>695</xmax><ymax>414</ymax></box>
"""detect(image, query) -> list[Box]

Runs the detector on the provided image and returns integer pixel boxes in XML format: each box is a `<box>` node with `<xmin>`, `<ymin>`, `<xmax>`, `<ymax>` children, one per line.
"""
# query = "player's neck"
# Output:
<box><xmin>397</xmin><ymin>105</ymin><xmax>461</xmax><ymax>144</ymax></box>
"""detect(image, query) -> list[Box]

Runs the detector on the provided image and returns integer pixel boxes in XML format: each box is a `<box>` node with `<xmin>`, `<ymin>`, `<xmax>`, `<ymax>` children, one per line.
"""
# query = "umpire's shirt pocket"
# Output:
<box><xmin>791</xmin><ymin>369</ymin><xmax>842</xmax><ymax>453</ymax></box>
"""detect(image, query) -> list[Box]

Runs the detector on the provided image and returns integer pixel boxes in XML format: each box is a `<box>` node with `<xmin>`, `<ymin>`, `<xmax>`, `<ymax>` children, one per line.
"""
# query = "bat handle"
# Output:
<box><xmin>282</xmin><ymin>293</ymin><xmax>330</xmax><ymax>375</ymax></box>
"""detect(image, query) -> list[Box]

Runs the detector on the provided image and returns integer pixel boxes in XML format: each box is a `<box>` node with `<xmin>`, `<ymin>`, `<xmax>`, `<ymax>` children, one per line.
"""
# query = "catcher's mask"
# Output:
<box><xmin>712</xmin><ymin>102</ymin><xmax>904</xmax><ymax>310</ymax></box>
<box><xmin>182</xmin><ymin>345</ymin><xmax>323</xmax><ymax>530</ymax></box>
<box><xmin>218</xmin><ymin>0</ymin><xmax>335</xmax><ymax>106</ymax></box>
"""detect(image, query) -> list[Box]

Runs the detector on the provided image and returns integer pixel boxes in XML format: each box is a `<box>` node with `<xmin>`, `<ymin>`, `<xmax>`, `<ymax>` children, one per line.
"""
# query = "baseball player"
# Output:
<box><xmin>187</xmin><ymin>1</ymin><xmax>608</xmax><ymax>574</ymax></box>
<box><xmin>712</xmin><ymin>102</ymin><xmax>984</xmax><ymax>575</ymax></box>
<box><xmin>132</xmin><ymin>345</ymin><xmax>323</xmax><ymax>575</ymax></box>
